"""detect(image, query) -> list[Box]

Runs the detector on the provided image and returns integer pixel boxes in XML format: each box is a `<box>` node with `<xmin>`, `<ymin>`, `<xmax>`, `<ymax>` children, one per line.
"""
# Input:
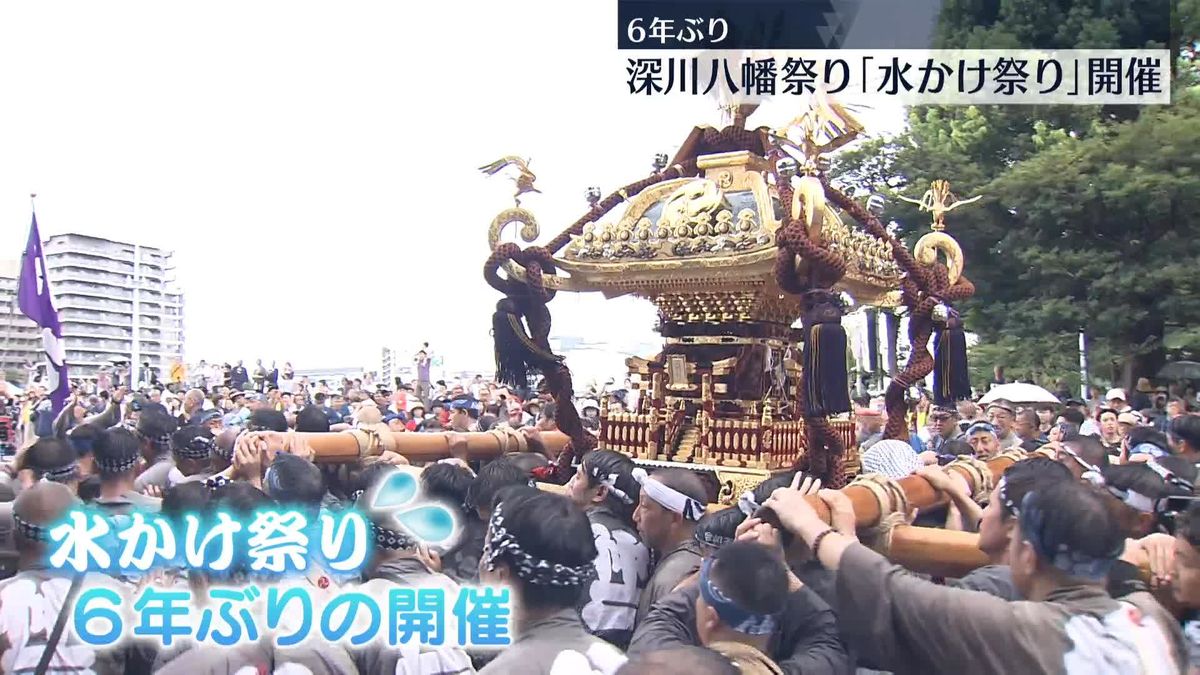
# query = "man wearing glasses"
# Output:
<box><xmin>927</xmin><ymin>407</ymin><xmax>962</xmax><ymax>448</ymax></box>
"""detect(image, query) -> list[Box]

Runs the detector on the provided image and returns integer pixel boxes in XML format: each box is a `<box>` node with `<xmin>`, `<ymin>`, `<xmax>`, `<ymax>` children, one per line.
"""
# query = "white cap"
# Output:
<box><xmin>860</xmin><ymin>439</ymin><xmax>922</xmax><ymax>479</ymax></box>
<box><xmin>1117</xmin><ymin>411</ymin><xmax>1144</xmax><ymax>426</ymax></box>
<box><xmin>1106</xmin><ymin>388</ymin><xmax>1127</xmax><ymax>402</ymax></box>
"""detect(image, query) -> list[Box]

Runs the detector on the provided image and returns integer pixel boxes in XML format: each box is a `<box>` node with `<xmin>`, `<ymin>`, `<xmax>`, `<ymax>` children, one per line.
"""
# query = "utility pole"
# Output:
<box><xmin>1078</xmin><ymin>330</ymin><xmax>1089</xmax><ymax>401</ymax></box>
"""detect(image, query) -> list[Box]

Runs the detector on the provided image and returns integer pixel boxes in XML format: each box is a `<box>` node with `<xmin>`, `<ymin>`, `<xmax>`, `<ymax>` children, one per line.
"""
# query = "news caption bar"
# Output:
<box><xmin>621</xmin><ymin>50</ymin><xmax>1171</xmax><ymax>105</ymax></box>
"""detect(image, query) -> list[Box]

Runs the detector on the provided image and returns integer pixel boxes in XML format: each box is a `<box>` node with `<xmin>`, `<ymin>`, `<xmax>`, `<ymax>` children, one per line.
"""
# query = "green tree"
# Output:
<box><xmin>833</xmin><ymin>0</ymin><xmax>1193</xmax><ymax>391</ymax></box>
<box><xmin>976</xmin><ymin>94</ymin><xmax>1200</xmax><ymax>384</ymax></box>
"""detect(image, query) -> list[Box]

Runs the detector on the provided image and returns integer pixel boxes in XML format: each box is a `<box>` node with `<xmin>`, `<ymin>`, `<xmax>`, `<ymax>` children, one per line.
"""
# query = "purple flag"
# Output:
<box><xmin>17</xmin><ymin>214</ymin><xmax>69</xmax><ymax>414</ymax></box>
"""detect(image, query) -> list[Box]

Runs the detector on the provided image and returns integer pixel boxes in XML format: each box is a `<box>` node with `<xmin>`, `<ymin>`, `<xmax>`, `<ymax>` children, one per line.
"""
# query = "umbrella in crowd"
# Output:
<box><xmin>978</xmin><ymin>382</ymin><xmax>1060</xmax><ymax>405</ymax></box>
<box><xmin>1158</xmin><ymin>360</ymin><xmax>1200</xmax><ymax>381</ymax></box>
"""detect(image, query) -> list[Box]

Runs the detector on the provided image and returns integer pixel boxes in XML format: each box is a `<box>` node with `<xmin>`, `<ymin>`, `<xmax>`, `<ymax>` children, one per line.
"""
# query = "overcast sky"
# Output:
<box><xmin>0</xmin><ymin>1</ymin><xmax>905</xmax><ymax>375</ymax></box>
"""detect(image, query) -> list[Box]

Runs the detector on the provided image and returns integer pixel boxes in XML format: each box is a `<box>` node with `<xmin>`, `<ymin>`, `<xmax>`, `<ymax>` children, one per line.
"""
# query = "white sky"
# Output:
<box><xmin>0</xmin><ymin>1</ymin><xmax>905</xmax><ymax>374</ymax></box>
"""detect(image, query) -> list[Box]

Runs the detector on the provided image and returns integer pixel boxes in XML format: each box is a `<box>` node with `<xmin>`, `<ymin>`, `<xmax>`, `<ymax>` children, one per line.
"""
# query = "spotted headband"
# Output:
<box><xmin>175</xmin><ymin>435</ymin><xmax>215</xmax><ymax>461</ymax></box>
<box><xmin>373</xmin><ymin>522</ymin><xmax>418</xmax><ymax>551</ymax></box>
<box><xmin>95</xmin><ymin>453</ymin><xmax>139</xmax><ymax>475</ymax></box>
<box><xmin>42</xmin><ymin>462</ymin><xmax>79</xmax><ymax>484</ymax></box>
<box><xmin>13</xmin><ymin>513</ymin><xmax>48</xmax><ymax>542</ymax></box>
<box><xmin>631</xmin><ymin>468</ymin><xmax>705</xmax><ymax>521</ymax></box>
<box><xmin>135</xmin><ymin>427</ymin><xmax>173</xmax><ymax>454</ymax></box>
<box><xmin>483</xmin><ymin>503</ymin><xmax>592</xmax><ymax>587</ymax></box>
<box><xmin>1018</xmin><ymin>489</ymin><xmax>1121</xmax><ymax>581</ymax></box>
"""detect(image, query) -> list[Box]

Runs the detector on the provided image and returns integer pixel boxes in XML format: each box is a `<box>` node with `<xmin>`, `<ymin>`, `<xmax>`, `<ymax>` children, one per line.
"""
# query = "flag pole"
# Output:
<box><xmin>1</xmin><ymin>195</ymin><xmax>39</xmax><ymax>384</ymax></box>
<box><xmin>17</xmin><ymin>197</ymin><xmax>70</xmax><ymax>415</ymax></box>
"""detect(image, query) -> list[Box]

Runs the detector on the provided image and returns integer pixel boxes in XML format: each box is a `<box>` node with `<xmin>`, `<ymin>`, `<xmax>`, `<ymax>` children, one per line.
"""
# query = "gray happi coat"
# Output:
<box><xmin>635</xmin><ymin>538</ymin><xmax>702</xmax><ymax>626</ymax></box>
<box><xmin>478</xmin><ymin>608</ymin><xmax>625</xmax><ymax>675</ymax></box>
<box><xmin>835</xmin><ymin>542</ymin><xmax>1186</xmax><ymax>675</ymax></box>
<box><xmin>354</xmin><ymin>557</ymin><xmax>476</xmax><ymax>675</ymax></box>
<box><xmin>576</xmin><ymin>505</ymin><xmax>651</xmax><ymax>649</ymax></box>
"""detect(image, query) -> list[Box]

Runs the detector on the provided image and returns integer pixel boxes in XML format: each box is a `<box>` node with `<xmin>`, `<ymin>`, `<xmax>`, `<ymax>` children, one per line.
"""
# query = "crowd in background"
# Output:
<box><xmin>858</xmin><ymin>377</ymin><xmax>1198</xmax><ymax>461</ymax></box>
<box><xmin>1</xmin><ymin>355</ymin><xmax>1200</xmax><ymax>673</ymax></box>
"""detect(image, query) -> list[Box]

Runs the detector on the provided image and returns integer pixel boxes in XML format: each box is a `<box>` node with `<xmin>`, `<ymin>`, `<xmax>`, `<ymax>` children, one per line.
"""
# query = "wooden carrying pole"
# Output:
<box><xmin>808</xmin><ymin>450</ymin><xmax>1030</xmax><ymax>528</ymax></box>
<box><xmin>887</xmin><ymin>525</ymin><xmax>989</xmax><ymax>578</ymax></box>
<box><xmin>536</xmin><ymin>481</ymin><xmax>993</xmax><ymax>577</ymax></box>
<box><xmin>303</xmin><ymin>429</ymin><xmax>571</xmax><ymax>463</ymax></box>
<box><xmin>300</xmin><ymin>427</ymin><xmax>1030</xmax><ymax>577</ymax></box>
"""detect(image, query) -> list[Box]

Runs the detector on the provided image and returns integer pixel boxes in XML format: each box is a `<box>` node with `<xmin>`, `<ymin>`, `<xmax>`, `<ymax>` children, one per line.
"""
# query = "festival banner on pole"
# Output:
<box><xmin>17</xmin><ymin>213</ymin><xmax>69</xmax><ymax>414</ymax></box>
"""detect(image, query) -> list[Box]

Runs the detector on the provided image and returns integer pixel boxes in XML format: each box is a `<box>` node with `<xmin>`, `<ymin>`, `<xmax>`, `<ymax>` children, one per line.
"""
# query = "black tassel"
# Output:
<box><xmin>492</xmin><ymin>298</ymin><xmax>532</xmax><ymax>389</ymax></box>
<box><xmin>933</xmin><ymin>312</ymin><xmax>971</xmax><ymax>406</ymax></box>
<box><xmin>802</xmin><ymin>292</ymin><xmax>851</xmax><ymax>417</ymax></box>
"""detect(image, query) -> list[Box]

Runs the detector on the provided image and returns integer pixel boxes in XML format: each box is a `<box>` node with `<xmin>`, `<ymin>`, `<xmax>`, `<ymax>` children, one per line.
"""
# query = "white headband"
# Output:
<box><xmin>1118</xmin><ymin>489</ymin><xmax>1157</xmax><ymax>514</ymax></box>
<box><xmin>737</xmin><ymin>490</ymin><xmax>761</xmax><ymax>517</ymax></box>
<box><xmin>631</xmin><ymin>468</ymin><xmax>705</xmax><ymax>521</ymax></box>
<box><xmin>597</xmin><ymin>473</ymin><xmax>633</xmax><ymax>505</ymax></box>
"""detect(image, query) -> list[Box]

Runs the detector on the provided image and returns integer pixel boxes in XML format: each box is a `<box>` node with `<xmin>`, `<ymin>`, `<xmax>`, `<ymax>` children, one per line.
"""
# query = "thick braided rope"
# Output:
<box><xmin>850</xmin><ymin>472</ymin><xmax>912</xmax><ymax>556</ymax></box>
<box><xmin>772</xmin><ymin>174</ymin><xmax>849</xmax><ymax>487</ymax></box>
<box><xmin>482</xmin><ymin>161</ymin><xmax>701</xmax><ymax>480</ymax></box>
<box><xmin>821</xmin><ymin>178</ymin><xmax>976</xmax><ymax>440</ymax></box>
<box><xmin>944</xmin><ymin>455</ymin><xmax>994</xmax><ymax>506</ymax></box>
<box><xmin>484</xmin><ymin>163</ymin><xmax>700</xmax><ymax>297</ymax></box>
<box><xmin>849</xmin><ymin>473</ymin><xmax>910</xmax><ymax>525</ymax></box>
<box><xmin>701</xmin><ymin>126</ymin><xmax>766</xmax><ymax>154</ymax></box>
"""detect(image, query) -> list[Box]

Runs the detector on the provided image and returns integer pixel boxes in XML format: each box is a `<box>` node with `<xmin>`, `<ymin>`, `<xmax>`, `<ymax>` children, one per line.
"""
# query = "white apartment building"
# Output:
<box><xmin>41</xmin><ymin>233</ymin><xmax>185</xmax><ymax>379</ymax></box>
<box><xmin>0</xmin><ymin>259</ymin><xmax>41</xmax><ymax>378</ymax></box>
<box><xmin>380</xmin><ymin>346</ymin><xmax>399</xmax><ymax>386</ymax></box>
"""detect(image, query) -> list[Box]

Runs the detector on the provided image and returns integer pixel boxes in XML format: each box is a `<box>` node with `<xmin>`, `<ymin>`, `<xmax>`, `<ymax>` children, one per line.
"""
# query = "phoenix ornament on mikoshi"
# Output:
<box><xmin>478</xmin><ymin>156</ymin><xmax>541</xmax><ymax>207</ymax></box>
<box><xmin>897</xmin><ymin>179</ymin><xmax>982</xmax><ymax>232</ymax></box>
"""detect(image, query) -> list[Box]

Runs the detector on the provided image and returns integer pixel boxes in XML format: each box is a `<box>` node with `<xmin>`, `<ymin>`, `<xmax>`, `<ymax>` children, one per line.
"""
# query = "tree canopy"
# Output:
<box><xmin>833</xmin><ymin>0</ymin><xmax>1198</xmax><ymax>391</ymax></box>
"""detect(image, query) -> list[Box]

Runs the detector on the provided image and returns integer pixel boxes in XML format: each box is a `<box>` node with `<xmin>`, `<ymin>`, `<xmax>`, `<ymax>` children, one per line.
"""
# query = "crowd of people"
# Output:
<box><xmin>0</xmin><ymin>363</ymin><xmax>1199</xmax><ymax>674</ymax></box>
<box><xmin>857</xmin><ymin>381</ymin><xmax>1199</xmax><ymax>463</ymax></box>
<box><xmin>3</xmin><ymin>358</ymin><xmax>628</xmax><ymax>453</ymax></box>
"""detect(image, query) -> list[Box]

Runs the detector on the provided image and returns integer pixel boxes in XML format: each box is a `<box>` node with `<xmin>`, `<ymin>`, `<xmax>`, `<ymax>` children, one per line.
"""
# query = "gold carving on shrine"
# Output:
<box><xmin>898</xmin><ymin>179</ymin><xmax>981</xmax><ymax>232</ymax></box>
<box><xmin>479</xmin><ymin>94</ymin><xmax>968</xmax><ymax>488</ymax></box>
